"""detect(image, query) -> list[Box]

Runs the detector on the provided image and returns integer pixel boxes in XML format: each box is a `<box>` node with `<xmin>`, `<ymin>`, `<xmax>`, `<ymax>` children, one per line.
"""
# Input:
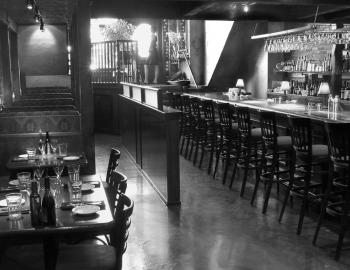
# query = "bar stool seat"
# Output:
<box><xmin>295</xmin><ymin>144</ymin><xmax>328</xmax><ymax>159</ymax></box>
<box><xmin>276</xmin><ymin>136</ymin><xmax>292</xmax><ymax>148</ymax></box>
<box><xmin>250</xmin><ymin>128</ymin><xmax>262</xmax><ymax>138</ymax></box>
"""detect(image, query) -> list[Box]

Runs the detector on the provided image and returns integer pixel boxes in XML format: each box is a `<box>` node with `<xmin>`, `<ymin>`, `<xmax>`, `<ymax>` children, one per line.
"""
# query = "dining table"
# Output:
<box><xmin>0</xmin><ymin>174</ymin><xmax>114</xmax><ymax>270</ymax></box>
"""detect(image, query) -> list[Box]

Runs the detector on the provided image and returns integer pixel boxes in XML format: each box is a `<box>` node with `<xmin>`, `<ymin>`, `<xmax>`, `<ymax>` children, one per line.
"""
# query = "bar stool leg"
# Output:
<box><xmin>251</xmin><ymin>146</ymin><xmax>262</xmax><ymax>205</ymax></box>
<box><xmin>313</xmin><ymin>163</ymin><xmax>334</xmax><ymax>245</ymax></box>
<box><xmin>279</xmin><ymin>151</ymin><xmax>295</xmax><ymax>223</ymax></box>
<box><xmin>262</xmin><ymin>149</ymin><xmax>277</xmax><ymax>213</ymax></box>
<box><xmin>296</xmin><ymin>169</ymin><xmax>311</xmax><ymax>235</ymax></box>
<box><xmin>230</xmin><ymin>141</ymin><xmax>241</xmax><ymax>189</ymax></box>
<box><xmin>240</xmin><ymin>142</ymin><xmax>250</xmax><ymax>197</ymax></box>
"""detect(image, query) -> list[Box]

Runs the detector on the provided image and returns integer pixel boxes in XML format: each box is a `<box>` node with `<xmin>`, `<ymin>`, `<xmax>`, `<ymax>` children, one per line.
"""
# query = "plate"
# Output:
<box><xmin>63</xmin><ymin>156</ymin><xmax>80</xmax><ymax>161</ymax></box>
<box><xmin>81</xmin><ymin>183</ymin><xmax>95</xmax><ymax>192</ymax></box>
<box><xmin>19</xmin><ymin>154</ymin><xmax>28</xmax><ymax>158</ymax></box>
<box><xmin>72</xmin><ymin>205</ymin><xmax>100</xmax><ymax>216</ymax></box>
<box><xmin>9</xmin><ymin>179</ymin><xmax>19</xmax><ymax>186</ymax></box>
<box><xmin>0</xmin><ymin>198</ymin><xmax>25</xmax><ymax>207</ymax></box>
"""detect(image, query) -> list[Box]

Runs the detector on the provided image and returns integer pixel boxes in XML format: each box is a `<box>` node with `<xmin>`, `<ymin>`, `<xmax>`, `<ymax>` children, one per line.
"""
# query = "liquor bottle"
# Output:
<box><xmin>45</xmin><ymin>131</ymin><xmax>51</xmax><ymax>155</ymax></box>
<box><xmin>38</xmin><ymin>130</ymin><xmax>44</xmax><ymax>155</ymax></box>
<box><xmin>30</xmin><ymin>181</ymin><xmax>42</xmax><ymax>227</ymax></box>
<box><xmin>41</xmin><ymin>176</ymin><xmax>56</xmax><ymax>226</ymax></box>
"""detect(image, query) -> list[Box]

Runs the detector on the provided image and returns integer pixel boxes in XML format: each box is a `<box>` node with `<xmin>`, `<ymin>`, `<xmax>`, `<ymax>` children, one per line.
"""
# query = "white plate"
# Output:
<box><xmin>72</xmin><ymin>205</ymin><xmax>100</xmax><ymax>216</ymax></box>
<box><xmin>9</xmin><ymin>179</ymin><xmax>19</xmax><ymax>186</ymax></box>
<box><xmin>0</xmin><ymin>198</ymin><xmax>25</xmax><ymax>207</ymax></box>
<box><xmin>63</xmin><ymin>156</ymin><xmax>80</xmax><ymax>161</ymax></box>
<box><xmin>81</xmin><ymin>183</ymin><xmax>94</xmax><ymax>192</ymax></box>
<box><xmin>19</xmin><ymin>154</ymin><xmax>28</xmax><ymax>158</ymax></box>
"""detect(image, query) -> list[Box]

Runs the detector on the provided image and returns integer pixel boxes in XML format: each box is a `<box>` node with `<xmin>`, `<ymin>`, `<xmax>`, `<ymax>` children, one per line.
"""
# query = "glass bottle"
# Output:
<box><xmin>45</xmin><ymin>131</ymin><xmax>51</xmax><ymax>155</ymax></box>
<box><xmin>41</xmin><ymin>176</ymin><xmax>56</xmax><ymax>226</ymax></box>
<box><xmin>30</xmin><ymin>181</ymin><xmax>42</xmax><ymax>227</ymax></box>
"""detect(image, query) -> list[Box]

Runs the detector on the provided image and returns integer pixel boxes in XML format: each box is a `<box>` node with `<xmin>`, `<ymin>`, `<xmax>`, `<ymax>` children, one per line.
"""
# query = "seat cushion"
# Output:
<box><xmin>251</xmin><ymin>128</ymin><xmax>262</xmax><ymax>138</ymax></box>
<box><xmin>57</xmin><ymin>244</ymin><xmax>116</xmax><ymax>270</ymax></box>
<box><xmin>276</xmin><ymin>136</ymin><xmax>292</xmax><ymax>148</ymax></box>
<box><xmin>312</xmin><ymin>144</ymin><xmax>329</xmax><ymax>158</ymax></box>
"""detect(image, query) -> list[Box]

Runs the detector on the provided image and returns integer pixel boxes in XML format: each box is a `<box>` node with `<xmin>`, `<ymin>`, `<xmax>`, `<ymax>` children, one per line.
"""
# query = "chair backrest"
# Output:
<box><xmin>165</xmin><ymin>92</ymin><xmax>175</xmax><ymax>107</ymax></box>
<box><xmin>108</xmin><ymin>170</ymin><xmax>128</xmax><ymax>213</ymax></box>
<box><xmin>218</xmin><ymin>103</ymin><xmax>232</xmax><ymax>128</ymax></box>
<box><xmin>106</xmin><ymin>148</ymin><xmax>121</xmax><ymax>184</ymax></box>
<box><xmin>288</xmin><ymin>116</ymin><xmax>312</xmax><ymax>155</ymax></box>
<box><xmin>260</xmin><ymin>111</ymin><xmax>277</xmax><ymax>146</ymax></box>
<box><xmin>181</xmin><ymin>95</ymin><xmax>191</xmax><ymax>114</ymax></box>
<box><xmin>190</xmin><ymin>97</ymin><xmax>201</xmax><ymax>120</ymax></box>
<box><xmin>201</xmin><ymin>100</ymin><xmax>215</xmax><ymax>122</ymax></box>
<box><xmin>173</xmin><ymin>93</ymin><xmax>183</xmax><ymax>111</ymax></box>
<box><xmin>111</xmin><ymin>193</ymin><xmax>134</xmax><ymax>270</ymax></box>
<box><xmin>325</xmin><ymin>122</ymin><xmax>350</xmax><ymax>164</ymax></box>
<box><xmin>236</xmin><ymin>106</ymin><xmax>251</xmax><ymax>136</ymax></box>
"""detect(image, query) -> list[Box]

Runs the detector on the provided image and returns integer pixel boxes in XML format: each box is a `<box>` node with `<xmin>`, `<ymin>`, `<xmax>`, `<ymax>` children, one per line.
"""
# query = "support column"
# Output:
<box><xmin>0</xmin><ymin>24</ymin><xmax>12</xmax><ymax>106</ymax></box>
<box><xmin>75</xmin><ymin>0</ymin><xmax>95</xmax><ymax>174</ymax></box>
<box><xmin>10</xmin><ymin>30</ymin><xmax>21</xmax><ymax>98</ymax></box>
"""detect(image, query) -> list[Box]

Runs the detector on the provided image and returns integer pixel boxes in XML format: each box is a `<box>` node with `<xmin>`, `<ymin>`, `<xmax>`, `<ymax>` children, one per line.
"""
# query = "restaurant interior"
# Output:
<box><xmin>1</xmin><ymin>0</ymin><xmax>350</xmax><ymax>269</ymax></box>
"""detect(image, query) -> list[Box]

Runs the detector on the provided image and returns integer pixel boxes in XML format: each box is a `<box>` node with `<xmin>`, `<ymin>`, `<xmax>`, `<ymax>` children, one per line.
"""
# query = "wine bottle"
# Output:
<box><xmin>30</xmin><ymin>181</ymin><xmax>42</xmax><ymax>227</ymax></box>
<box><xmin>41</xmin><ymin>176</ymin><xmax>56</xmax><ymax>226</ymax></box>
<box><xmin>45</xmin><ymin>131</ymin><xmax>51</xmax><ymax>155</ymax></box>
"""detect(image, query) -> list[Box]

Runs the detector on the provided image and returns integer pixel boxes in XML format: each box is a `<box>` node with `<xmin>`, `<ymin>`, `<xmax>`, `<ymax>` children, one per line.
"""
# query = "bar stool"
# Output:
<box><xmin>198</xmin><ymin>99</ymin><xmax>219</xmax><ymax>174</ymax></box>
<box><xmin>279</xmin><ymin>116</ymin><xmax>328</xmax><ymax>235</ymax></box>
<box><xmin>231</xmin><ymin>106</ymin><xmax>263</xmax><ymax>196</ymax></box>
<box><xmin>213</xmin><ymin>103</ymin><xmax>239</xmax><ymax>184</ymax></box>
<box><xmin>313</xmin><ymin>122</ymin><xmax>350</xmax><ymax>260</ymax></box>
<box><xmin>188</xmin><ymin>97</ymin><xmax>203</xmax><ymax>161</ymax></box>
<box><xmin>252</xmin><ymin>111</ymin><xmax>292</xmax><ymax>213</ymax></box>
<box><xmin>179</xmin><ymin>95</ymin><xmax>191</xmax><ymax>155</ymax></box>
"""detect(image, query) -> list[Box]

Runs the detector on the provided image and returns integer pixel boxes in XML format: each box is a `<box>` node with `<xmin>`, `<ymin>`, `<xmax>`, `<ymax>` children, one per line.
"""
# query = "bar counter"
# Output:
<box><xmin>186</xmin><ymin>92</ymin><xmax>350</xmax><ymax>123</ymax></box>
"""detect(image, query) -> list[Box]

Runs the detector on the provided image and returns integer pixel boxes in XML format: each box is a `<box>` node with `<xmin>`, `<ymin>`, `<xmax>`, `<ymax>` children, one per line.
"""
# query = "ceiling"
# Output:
<box><xmin>1</xmin><ymin>0</ymin><xmax>350</xmax><ymax>25</ymax></box>
<box><xmin>91</xmin><ymin>0</ymin><xmax>350</xmax><ymax>23</ymax></box>
<box><xmin>0</xmin><ymin>0</ymin><xmax>75</xmax><ymax>25</ymax></box>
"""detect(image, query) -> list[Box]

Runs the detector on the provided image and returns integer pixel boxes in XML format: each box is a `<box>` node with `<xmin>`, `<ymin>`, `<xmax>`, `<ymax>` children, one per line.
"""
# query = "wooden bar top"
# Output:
<box><xmin>186</xmin><ymin>92</ymin><xmax>350</xmax><ymax>123</ymax></box>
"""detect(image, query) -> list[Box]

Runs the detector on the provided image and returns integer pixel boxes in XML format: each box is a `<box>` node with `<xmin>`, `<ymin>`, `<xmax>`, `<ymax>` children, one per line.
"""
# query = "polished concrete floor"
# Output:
<box><xmin>95</xmin><ymin>134</ymin><xmax>350</xmax><ymax>270</ymax></box>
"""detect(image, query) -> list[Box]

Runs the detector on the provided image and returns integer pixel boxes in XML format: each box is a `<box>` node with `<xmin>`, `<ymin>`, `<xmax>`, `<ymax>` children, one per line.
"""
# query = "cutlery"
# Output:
<box><xmin>60</xmin><ymin>201</ymin><xmax>105</xmax><ymax>210</ymax></box>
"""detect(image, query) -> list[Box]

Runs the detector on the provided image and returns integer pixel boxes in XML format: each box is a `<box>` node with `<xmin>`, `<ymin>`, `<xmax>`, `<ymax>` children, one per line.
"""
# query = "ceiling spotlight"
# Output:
<box><xmin>40</xmin><ymin>19</ymin><xmax>45</xmax><ymax>32</ymax></box>
<box><xmin>26</xmin><ymin>0</ymin><xmax>34</xmax><ymax>10</ymax></box>
<box><xmin>243</xmin><ymin>5</ymin><xmax>249</xmax><ymax>13</ymax></box>
<box><xmin>34</xmin><ymin>14</ymin><xmax>40</xmax><ymax>23</ymax></box>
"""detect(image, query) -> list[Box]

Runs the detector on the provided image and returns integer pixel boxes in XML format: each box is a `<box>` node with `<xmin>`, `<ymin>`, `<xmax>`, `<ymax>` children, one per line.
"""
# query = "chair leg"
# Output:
<box><xmin>279</xmin><ymin>151</ymin><xmax>295</xmax><ymax>223</ymax></box>
<box><xmin>193</xmin><ymin>138</ymin><xmax>200</xmax><ymax>165</ymax></box>
<box><xmin>184</xmin><ymin>136</ymin><xmax>191</xmax><ymax>159</ymax></box>
<box><xmin>335</xmin><ymin>199</ymin><xmax>349</xmax><ymax>260</ymax></box>
<box><xmin>207</xmin><ymin>140</ymin><xmax>215</xmax><ymax>174</ymax></box>
<box><xmin>313</xmin><ymin>164</ymin><xmax>334</xmax><ymax>245</ymax></box>
<box><xmin>199</xmin><ymin>144</ymin><xmax>205</xmax><ymax>169</ymax></box>
<box><xmin>188</xmin><ymin>138</ymin><xmax>195</xmax><ymax>161</ymax></box>
<box><xmin>262</xmin><ymin>152</ymin><xmax>276</xmax><ymax>213</ymax></box>
<box><xmin>297</xmin><ymin>172</ymin><xmax>311</xmax><ymax>235</ymax></box>
<box><xmin>229</xmin><ymin>143</ymin><xmax>240</xmax><ymax>189</ymax></box>
<box><xmin>240</xmin><ymin>145</ymin><xmax>250</xmax><ymax>197</ymax></box>
<box><xmin>251</xmin><ymin>147</ymin><xmax>261</xmax><ymax>205</ymax></box>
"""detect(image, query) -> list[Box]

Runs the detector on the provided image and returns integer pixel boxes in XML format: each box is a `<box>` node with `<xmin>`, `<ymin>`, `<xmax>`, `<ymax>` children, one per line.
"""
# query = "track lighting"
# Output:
<box><xmin>26</xmin><ymin>0</ymin><xmax>34</xmax><ymax>10</ymax></box>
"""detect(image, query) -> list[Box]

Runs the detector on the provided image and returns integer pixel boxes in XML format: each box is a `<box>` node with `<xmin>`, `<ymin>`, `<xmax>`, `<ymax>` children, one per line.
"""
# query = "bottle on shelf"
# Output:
<box><xmin>30</xmin><ymin>181</ymin><xmax>42</xmax><ymax>227</ymax></box>
<box><xmin>45</xmin><ymin>131</ymin><xmax>51</xmax><ymax>155</ymax></box>
<box><xmin>41</xmin><ymin>176</ymin><xmax>56</xmax><ymax>226</ymax></box>
<box><xmin>38</xmin><ymin>130</ymin><xmax>44</xmax><ymax>155</ymax></box>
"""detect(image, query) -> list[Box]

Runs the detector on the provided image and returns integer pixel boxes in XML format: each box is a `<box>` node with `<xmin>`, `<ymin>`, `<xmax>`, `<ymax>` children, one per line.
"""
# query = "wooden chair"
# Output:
<box><xmin>253</xmin><ymin>111</ymin><xmax>292</xmax><ymax>213</ymax></box>
<box><xmin>231</xmin><ymin>106</ymin><xmax>262</xmax><ymax>196</ymax></box>
<box><xmin>108</xmin><ymin>170</ymin><xmax>128</xmax><ymax>214</ymax></box>
<box><xmin>313</xmin><ymin>122</ymin><xmax>350</xmax><ymax>260</ymax></box>
<box><xmin>1</xmin><ymin>193</ymin><xmax>134</xmax><ymax>270</ymax></box>
<box><xmin>213</xmin><ymin>103</ymin><xmax>239</xmax><ymax>184</ymax></box>
<box><xmin>279</xmin><ymin>116</ymin><xmax>328</xmax><ymax>235</ymax></box>
<box><xmin>105</xmin><ymin>148</ymin><xmax>121</xmax><ymax>186</ymax></box>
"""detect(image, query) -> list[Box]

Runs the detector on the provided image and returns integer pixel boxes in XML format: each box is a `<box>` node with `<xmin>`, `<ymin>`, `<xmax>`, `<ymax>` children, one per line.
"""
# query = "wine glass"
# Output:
<box><xmin>50</xmin><ymin>139</ymin><xmax>58</xmax><ymax>154</ymax></box>
<box><xmin>34</xmin><ymin>162</ymin><xmax>45</xmax><ymax>192</ymax></box>
<box><xmin>53</xmin><ymin>161</ymin><xmax>64</xmax><ymax>187</ymax></box>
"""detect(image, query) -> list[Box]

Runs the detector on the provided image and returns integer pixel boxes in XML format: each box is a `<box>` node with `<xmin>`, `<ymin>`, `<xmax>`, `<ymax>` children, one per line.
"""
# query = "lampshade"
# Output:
<box><xmin>280</xmin><ymin>81</ymin><xmax>290</xmax><ymax>91</ymax></box>
<box><xmin>236</xmin><ymin>79</ymin><xmax>244</xmax><ymax>88</ymax></box>
<box><xmin>318</xmin><ymin>82</ymin><xmax>330</xmax><ymax>95</ymax></box>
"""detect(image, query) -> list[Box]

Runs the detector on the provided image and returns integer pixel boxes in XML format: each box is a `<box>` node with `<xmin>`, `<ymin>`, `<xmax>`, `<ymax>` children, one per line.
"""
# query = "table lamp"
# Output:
<box><xmin>318</xmin><ymin>82</ymin><xmax>330</xmax><ymax>108</ymax></box>
<box><xmin>236</xmin><ymin>79</ymin><xmax>245</xmax><ymax>95</ymax></box>
<box><xmin>280</xmin><ymin>81</ymin><xmax>291</xmax><ymax>95</ymax></box>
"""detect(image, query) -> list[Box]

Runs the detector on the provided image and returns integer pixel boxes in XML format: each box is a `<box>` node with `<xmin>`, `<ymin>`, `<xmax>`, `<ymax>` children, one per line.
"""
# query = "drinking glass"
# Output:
<box><xmin>58</xmin><ymin>143</ymin><xmax>67</xmax><ymax>156</ymax></box>
<box><xmin>50</xmin><ymin>139</ymin><xmax>58</xmax><ymax>154</ymax></box>
<box><xmin>67</xmin><ymin>164</ymin><xmax>81</xmax><ymax>203</ymax></box>
<box><xmin>6</xmin><ymin>193</ymin><xmax>22</xmax><ymax>220</ymax></box>
<box><xmin>34</xmin><ymin>162</ymin><xmax>45</xmax><ymax>193</ymax></box>
<box><xmin>53</xmin><ymin>161</ymin><xmax>64</xmax><ymax>187</ymax></box>
<box><xmin>26</xmin><ymin>147</ymin><xmax>36</xmax><ymax>161</ymax></box>
<box><xmin>17</xmin><ymin>172</ymin><xmax>31</xmax><ymax>201</ymax></box>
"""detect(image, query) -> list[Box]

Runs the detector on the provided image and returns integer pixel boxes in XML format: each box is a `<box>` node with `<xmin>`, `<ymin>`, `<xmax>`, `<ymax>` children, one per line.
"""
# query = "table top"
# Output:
<box><xmin>0</xmin><ymin>176</ymin><xmax>114</xmax><ymax>237</ymax></box>
<box><xmin>186</xmin><ymin>92</ymin><xmax>350</xmax><ymax>123</ymax></box>
<box><xmin>6</xmin><ymin>153</ymin><xmax>88</xmax><ymax>171</ymax></box>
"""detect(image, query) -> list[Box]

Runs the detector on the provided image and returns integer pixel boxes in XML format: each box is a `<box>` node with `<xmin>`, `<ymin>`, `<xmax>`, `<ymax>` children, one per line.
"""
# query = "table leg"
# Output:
<box><xmin>43</xmin><ymin>236</ymin><xmax>59</xmax><ymax>270</ymax></box>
